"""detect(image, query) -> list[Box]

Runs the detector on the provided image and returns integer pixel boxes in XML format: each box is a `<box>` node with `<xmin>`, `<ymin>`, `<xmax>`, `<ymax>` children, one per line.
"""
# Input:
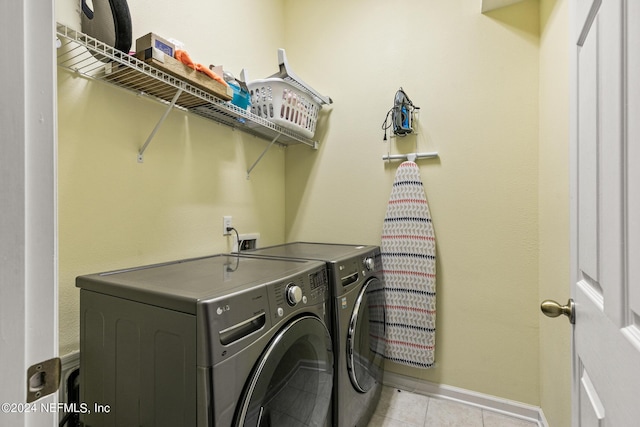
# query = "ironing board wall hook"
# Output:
<box><xmin>381</xmin><ymin>152</ymin><xmax>439</xmax><ymax>162</ymax></box>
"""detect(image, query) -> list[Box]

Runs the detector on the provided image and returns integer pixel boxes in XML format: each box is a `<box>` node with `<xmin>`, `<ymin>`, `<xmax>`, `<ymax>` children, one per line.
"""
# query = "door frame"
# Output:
<box><xmin>568</xmin><ymin>0</ymin><xmax>579</xmax><ymax>422</ymax></box>
<box><xmin>0</xmin><ymin>0</ymin><xmax>58</xmax><ymax>425</ymax></box>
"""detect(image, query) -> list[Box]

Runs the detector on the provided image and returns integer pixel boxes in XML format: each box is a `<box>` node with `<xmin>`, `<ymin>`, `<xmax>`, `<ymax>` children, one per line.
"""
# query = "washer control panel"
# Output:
<box><xmin>272</xmin><ymin>266</ymin><xmax>328</xmax><ymax>318</ymax></box>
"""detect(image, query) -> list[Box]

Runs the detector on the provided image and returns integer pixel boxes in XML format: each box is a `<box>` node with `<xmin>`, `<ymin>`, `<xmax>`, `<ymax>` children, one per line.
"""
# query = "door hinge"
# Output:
<box><xmin>26</xmin><ymin>357</ymin><xmax>61</xmax><ymax>403</ymax></box>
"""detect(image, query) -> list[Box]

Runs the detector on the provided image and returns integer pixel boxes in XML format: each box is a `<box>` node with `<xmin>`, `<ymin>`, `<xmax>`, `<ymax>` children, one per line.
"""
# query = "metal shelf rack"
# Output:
<box><xmin>55</xmin><ymin>23</ymin><xmax>321</xmax><ymax>169</ymax></box>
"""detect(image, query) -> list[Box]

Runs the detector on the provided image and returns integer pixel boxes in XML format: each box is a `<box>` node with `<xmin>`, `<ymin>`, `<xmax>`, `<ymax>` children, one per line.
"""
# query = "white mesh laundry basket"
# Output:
<box><xmin>248</xmin><ymin>78</ymin><xmax>320</xmax><ymax>138</ymax></box>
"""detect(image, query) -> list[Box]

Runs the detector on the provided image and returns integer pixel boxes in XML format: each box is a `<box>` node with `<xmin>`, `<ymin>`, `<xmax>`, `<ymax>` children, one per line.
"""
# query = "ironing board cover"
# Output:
<box><xmin>381</xmin><ymin>161</ymin><xmax>436</xmax><ymax>368</ymax></box>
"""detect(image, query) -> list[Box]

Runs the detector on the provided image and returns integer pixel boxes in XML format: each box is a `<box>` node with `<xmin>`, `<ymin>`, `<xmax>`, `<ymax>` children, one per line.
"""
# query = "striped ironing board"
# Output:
<box><xmin>381</xmin><ymin>161</ymin><xmax>436</xmax><ymax>368</ymax></box>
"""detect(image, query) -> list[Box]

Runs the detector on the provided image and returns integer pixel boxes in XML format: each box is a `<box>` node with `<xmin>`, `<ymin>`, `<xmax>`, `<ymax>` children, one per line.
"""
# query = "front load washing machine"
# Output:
<box><xmin>242</xmin><ymin>243</ymin><xmax>386</xmax><ymax>427</ymax></box>
<box><xmin>77</xmin><ymin>254</ymin><xmax>333</xmax><ymax>427</ymax></box>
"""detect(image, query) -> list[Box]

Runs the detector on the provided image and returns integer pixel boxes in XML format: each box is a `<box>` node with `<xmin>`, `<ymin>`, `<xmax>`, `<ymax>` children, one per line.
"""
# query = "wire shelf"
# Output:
<box><xmin>55</xmin><ymin>23</ymin><xmax>319</xmax><ymax>149</ymax></box>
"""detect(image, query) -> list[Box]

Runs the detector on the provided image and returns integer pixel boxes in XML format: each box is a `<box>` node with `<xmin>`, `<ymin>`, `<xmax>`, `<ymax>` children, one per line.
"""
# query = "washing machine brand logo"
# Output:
<box><xmin>216</xmin><ymin>304</ymin><xmax>230</xmax><ymax>315</ymax></box>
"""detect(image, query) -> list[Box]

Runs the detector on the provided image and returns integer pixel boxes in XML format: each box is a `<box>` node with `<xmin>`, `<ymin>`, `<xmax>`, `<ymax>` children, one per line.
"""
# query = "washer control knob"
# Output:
<box><xmin>277</xmin><ymin>307</ymin><xmax>284</xmax><ymax>317</ymax></box>
<box><xmin>286</xmin><ymin>284</ymin><xmax>303</xmax><ymax>306</ymax></box>
<box><xmin>364</xmin><ymin>257</ymin><xmax>375</xmax><ymax>271</ymax></box>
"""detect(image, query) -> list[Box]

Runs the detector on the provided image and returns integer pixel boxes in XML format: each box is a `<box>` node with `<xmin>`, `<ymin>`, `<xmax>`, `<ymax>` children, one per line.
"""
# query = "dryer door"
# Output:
<box><xmin>347</xmin><ymin>277</ymin><xmax>386</xmax><ymax>393</ymax></box>
<box><xmin>235</xmin><ymin>315</ymin><xmax>333</xmax><ymax>427</ymax></box>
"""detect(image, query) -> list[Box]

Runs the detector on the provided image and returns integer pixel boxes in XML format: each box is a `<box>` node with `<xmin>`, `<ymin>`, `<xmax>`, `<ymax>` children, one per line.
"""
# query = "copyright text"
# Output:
<box><xmin>1</xmin><ymin>402</ymin><xmax>110</xmax><ymax>414</ymax></box>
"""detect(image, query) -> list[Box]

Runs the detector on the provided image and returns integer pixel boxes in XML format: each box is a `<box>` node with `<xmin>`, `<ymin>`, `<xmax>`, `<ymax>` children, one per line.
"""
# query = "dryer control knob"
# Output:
<box><xmin>286</xmin><ymin>284</ymin><xmax>303</xmax><ymax>306</ymax></box>
<box><xmin>277</xmin><ymin>307</ymin><xmax>284</xmax><ymax>317</ymax></box>
<box><xmin>364</xmin><ymin>257</ymin><xmax>375</xmax><ymax>271</ymax></box>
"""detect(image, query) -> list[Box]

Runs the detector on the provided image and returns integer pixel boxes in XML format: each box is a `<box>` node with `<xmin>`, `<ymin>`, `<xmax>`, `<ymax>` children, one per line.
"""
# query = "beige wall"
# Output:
<box><xmin>56</xmin><ymin>0</ymin><xmax>288</xmax><ymax>355</ymax></box>
<box><xmin>538</xmin><ymin>0</ymin><xmax>572</xmax><ymax>425</ymax></box>
<box><xmin>56</xmin><ymin>0</ymin><xmax>571</xmax><ymax>419</ymax></box>
<box><xmin>284</xmin><ymin>0</ymin><xmax>541</xmax><ymax>406</ymax></box>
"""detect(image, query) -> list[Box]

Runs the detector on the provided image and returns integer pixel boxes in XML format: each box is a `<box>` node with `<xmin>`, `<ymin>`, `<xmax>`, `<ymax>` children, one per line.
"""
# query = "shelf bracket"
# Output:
<box><xmin>138</xmin><ymin>88</ymin><xmax>183</xmax><ymax>163</ymax></box>
<box><xmin>246</xmin><ymin>134</ymin><xmax>280</xmax><ymax>179</ymax></box>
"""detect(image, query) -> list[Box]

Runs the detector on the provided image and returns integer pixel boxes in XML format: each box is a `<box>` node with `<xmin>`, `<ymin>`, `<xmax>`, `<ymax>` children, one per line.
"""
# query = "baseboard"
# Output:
<box><xmin>382</xmin><ymin>371</ymin><xmax>549</xmax><ymax>427</ymax></box>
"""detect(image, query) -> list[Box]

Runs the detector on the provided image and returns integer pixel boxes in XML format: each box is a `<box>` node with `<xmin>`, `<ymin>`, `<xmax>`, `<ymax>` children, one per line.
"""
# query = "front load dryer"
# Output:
<box><xmin>242</xmin><ymin>243</ymin><xmax>386</xmax><ymax>427</ymax></box>
<box><xmin>77</xmin><ymin>254</ymin><xmax>333</xmax><ymax>427</ymax></box>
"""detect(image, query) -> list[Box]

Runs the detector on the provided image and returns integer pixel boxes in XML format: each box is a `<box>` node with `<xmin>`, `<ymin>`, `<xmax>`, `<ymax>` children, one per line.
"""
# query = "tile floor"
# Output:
<box><xmin>368</xmin><ymin>386</ymin><xmax>539</xmax><ymax>427</ymax></box>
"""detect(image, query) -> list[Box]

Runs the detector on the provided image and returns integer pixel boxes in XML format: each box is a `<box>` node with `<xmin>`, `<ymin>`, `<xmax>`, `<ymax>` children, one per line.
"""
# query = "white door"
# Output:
<box><xmin>570</xmin><ymin>0</ymin><xmax>640</xmax><ymax>425</ymax></box>
<box><xmin>0</xmin><ymin>0</ymin><xmax>58</xmax><ymax>425</ymax></box>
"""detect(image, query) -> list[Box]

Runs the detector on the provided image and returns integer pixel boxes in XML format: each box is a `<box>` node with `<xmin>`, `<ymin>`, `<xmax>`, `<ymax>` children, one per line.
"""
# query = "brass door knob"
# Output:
<box><xmin>540</xmin><ymin>299</ymin><xmax>575</xmax><ymax>324</ymax></box>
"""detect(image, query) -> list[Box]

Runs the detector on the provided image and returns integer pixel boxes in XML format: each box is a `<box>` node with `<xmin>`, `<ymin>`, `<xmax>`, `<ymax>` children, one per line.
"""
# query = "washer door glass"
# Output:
<box><xmin>347</xmin><ymin>277</ymin><xmax>386</xmax><ymax>393</ymax></box>
<box><xmin>235</xmin><ymin>315</ymin><xmax>333</xmax><ymax>427</ymax></box>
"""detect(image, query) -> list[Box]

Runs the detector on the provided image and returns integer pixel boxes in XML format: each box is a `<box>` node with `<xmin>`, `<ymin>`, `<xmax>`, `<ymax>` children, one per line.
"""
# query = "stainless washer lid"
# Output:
<box><xmin>76</xmin><ymin>254</ymin><xmax>325</xmax><ymax>314</ymax></box>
